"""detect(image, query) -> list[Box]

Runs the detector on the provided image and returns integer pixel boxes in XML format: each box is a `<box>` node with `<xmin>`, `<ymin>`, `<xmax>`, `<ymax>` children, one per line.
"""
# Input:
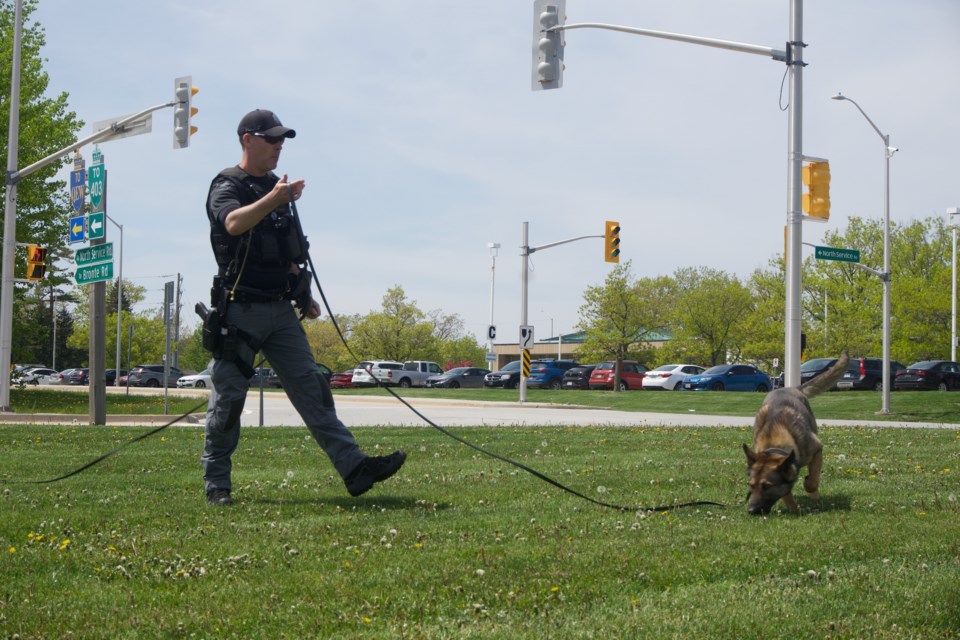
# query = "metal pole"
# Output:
<box><xmin>487</xmin><ymin>242</ymin><xmax>500</xmax><ymax>369</ymax></box>
<box><xmin>950</xmin><ymin>207</ymin><xmax>960</xmax><ymax>361</ymax></box>
<box><xmin>881</xmin><ymin>138</ymin><xmax>891</xmax><ymax>413</ymax></box>
<box><xmin>832</xmin><ymin>93</ymin><xmax>894</xmax><ymax>412</ymax></box>
<box><xmin>520</xmin><ymin>222</ymin><xmax>530</xmax><ymax>403</ymax></box>
<box><xmin>0</xmin><ymin>0</ymin><xmax>23</xmax><ymax>411</ymax></box>
<box><xmin>106</xmin><ymin>214</ymin><xmax>123</xmax><ymax>384</ymax></box>
<box><xmin>783</xmin><ymin>0</ymin><xmax>804</xmax><ymax>388</ymax></box>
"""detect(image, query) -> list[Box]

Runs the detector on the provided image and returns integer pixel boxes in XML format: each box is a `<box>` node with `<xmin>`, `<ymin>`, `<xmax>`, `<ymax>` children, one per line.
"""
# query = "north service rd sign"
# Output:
<box><xmin>74</xmin><ymin>242</ymin><xmax>114</xmax><ymax>284</ymax></box>
<box><xmin>815</xmin><ymin>245</ymin><xmax>860</xmax><ymax>263</ymax></box>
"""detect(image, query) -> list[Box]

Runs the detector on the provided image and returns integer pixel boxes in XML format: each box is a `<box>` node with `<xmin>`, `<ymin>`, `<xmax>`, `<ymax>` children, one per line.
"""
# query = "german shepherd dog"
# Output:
<box><xmin>743</xmin><ymin>354</ymin><xmax>848</xmax><ymax>515</ymax></box>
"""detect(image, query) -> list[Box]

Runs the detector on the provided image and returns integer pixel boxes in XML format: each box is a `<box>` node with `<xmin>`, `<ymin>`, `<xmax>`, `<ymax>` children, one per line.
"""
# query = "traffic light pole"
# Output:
<box><xmin>1</xmin><ymin>52</ymin><xmax>177</xmax><ymax>411</ymax></box>
<box><xmin>537</xmin><ymin>0</ymin><xmax>806</xmax><ymax>388</ymax></box>
<box><xmin>520</xmin><ymin>221</ymin><xmax>603</xmax><ymax>403</ymax></box>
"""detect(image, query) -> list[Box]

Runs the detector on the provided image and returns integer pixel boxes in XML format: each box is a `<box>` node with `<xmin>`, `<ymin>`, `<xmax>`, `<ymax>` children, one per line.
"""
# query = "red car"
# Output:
<box><xmin>588</xmin><ymin>360</ymin><xmax>649</xmax><ymax>390</ymax></box>
<box><xmin>329</xmin><ymin>370</ymin><xmax>354</xmax><ymax>389</ymax></box>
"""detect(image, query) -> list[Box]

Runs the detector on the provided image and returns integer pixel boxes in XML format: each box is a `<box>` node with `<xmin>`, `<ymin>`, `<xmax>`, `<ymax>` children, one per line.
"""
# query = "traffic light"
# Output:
<box><xmin>173</xmin><ymin>75</ymin><xmax>199</xmax><ymax>149</ymax></box>
<box><xmin>802</xmin><ymin>160</ymin><xmax>830</xmax><ymax>220</ymax></box>
<box><xmin>531</xmin><ymin>0</ymin><xmax>565</xmax><ymax>91</ymax></box>
<box><xmin>604</xmin><ymin>220</ymin><xmax>621</xmax><ymax>263</ymax></box>
<box><xmin>26</xmin><ymin>245</ymin><xmax>46</xmax><ymax>281</ymax></box>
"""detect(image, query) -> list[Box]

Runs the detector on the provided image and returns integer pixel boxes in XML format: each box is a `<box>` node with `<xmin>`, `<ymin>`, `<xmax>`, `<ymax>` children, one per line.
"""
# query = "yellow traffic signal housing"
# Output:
<box><xmin>26</xmin><ymin>244</ymin><xmax>46</xmax><ymax>281</ymax></box>
<box><xmin>802</xmin><ymin>161</ymin><xmax>830</xmax><ymax>220</ymax></box>
<box><xmin>173</xmin><ymin>76</ymin><xmax>199</xmax><ymax>149</ymax></box>
<box><xmin>604</xmin><ymin>220</ymin><xmax>621</xmax><ymax>263</ymax></box>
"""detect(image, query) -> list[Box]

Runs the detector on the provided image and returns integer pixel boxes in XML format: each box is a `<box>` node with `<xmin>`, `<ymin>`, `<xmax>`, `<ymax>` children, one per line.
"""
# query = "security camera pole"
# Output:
<box><xmin>532</xmin><ymin>0</ymin><xmax>809</xmax><ymax>388</ymax></box>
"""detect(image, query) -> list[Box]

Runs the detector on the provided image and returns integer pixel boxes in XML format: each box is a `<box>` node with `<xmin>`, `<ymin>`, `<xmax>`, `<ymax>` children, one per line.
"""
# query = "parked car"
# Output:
<box><xmin>589</xmin><ymin>361</ymin><xmax>649</xmax><ymax>390</ymax></box>
<box><xmin>483</xmin><ymin>360</ymin><xmax>524</xmax><ymax>389</ymax></box>
<box><xmin>17</xmin><ymin>367</ymin><xmax>59</xmax><ymax>385</ymax></box>
<box><xmin>836</xmin><ymin>357</ymin><xmax>905</xmax><ymax>391</ymax></box>
<box><xmin>351</xmin><ymin>361</ymin><xmax>403</xmax><ymax>387</ymax></box>
<box><xmin>642</xmin><ymin>364</ymin><xmax>706</xmax><ymax>391</ymax></box>
<box><xmin>177</xmin><ymin>369</ymin><xmax>213</xmax><ymax>388</ymax></box>
<box><xmin>329</xmin><ymin>370</ymin><xmax>355</xmax><ymax>389</ymax></box>
<box><xmin>527</xmin><ymin>359</ymin><xmax>580</xmax><ymax>390</ymax></box>
<box><xmin>117</xmin><ymin>373</ymin><xmax>129</xmax><ymax>386</ymax></box>
<box><xmin>127</xmin><ymin>364</ymin><xmax>184</xmax><ymax>388</ymax></box>
<box><xmin>424</xmin><ymin>367</ymin><xmax>491</xmax><ymax>389</ymax></box>
<box><xmin>396</xmin><ymin>361</ymin><xmax>444</xmax><ymax>388</ymax></box>
<box><xmin>11</xmin><ymin>364</ymin><xmax>45</xmax><ymax>382</ymax></box>
<box><xmin>249</xmin><ymin>367</ymin><xmax>273</xmax><ymax>388</ymax></box>
<box><xmin>893</xmin><ymin>361</ymin><xmax>960</xmax><ymax>391</ymax></box>
<box><xmin>266</xmin><ymin>363</ymin><xmax>333</xmax><ymax>388</ymax></box>
<box><xmin>66</xmin><ymin>368</ymin><xmax>90</xmax><ymax>385</ymax></box>
<box><xmin>682</xmin><ymin>364</ymin><xmax>771</xmax><ymax>392</ymax></box>
<box><xmin>49</xmin><ymin>368</ymin><xmax>77</xmax><ymax>385</ymax></box>
<box><xmin>105</xmin><ymin>369</ymin><xmax>128</xmax><ymax>386</ymax></box>
<box><xmin>561</xmin><ymin>365</ymin><xmax>597</xmax><ymax>390</ymax></box>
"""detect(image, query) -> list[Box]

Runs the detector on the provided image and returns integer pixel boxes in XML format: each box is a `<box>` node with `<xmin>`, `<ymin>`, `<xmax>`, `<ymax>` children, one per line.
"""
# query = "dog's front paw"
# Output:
<box><xmin>807</xmin><ymin>491</ymin><xmax>820</xmax><ymax>500</ymax></box>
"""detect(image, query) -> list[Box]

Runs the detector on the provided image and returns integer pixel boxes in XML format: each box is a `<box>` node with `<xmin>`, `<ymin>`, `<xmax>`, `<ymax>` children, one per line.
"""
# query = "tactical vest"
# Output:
<box><xmin>208</xmin><ymin>167</ymin><xmax>303</xmax><ymax>292</ymax></box>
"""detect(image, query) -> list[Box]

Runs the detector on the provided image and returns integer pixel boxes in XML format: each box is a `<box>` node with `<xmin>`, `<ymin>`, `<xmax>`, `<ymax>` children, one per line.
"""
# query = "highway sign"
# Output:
<box><xmin>74</xmin><ymin>242</ymin><xmax>113</xmax><ymax>266</ymax></box>
<box><xmin>88</xmin><ymin>161</ymin><xmax>105</xmax><ymax>212</ymax></box>
<box><xmin>68</xmin><ymin>215</ymin><xmax>86</xmax><ymax>244</ymax></box>
<box><xmin>88</xmin><ymin>212</ymin><xmax>106</xmax><ymax>240</ymax></box>
<box><xmin>69</xmin><ymin>168</ymin><xmax>85</xmax><ymax>214</ymax></box>
<box><xmin>75</xmin><ymin>261</ymin><xmax>113</xmax><ymax>285</ymax></box>
<box><xmin>815</xmin><ymin>246</ymin><xmax>860</xmax><ymax>263</ymax></box>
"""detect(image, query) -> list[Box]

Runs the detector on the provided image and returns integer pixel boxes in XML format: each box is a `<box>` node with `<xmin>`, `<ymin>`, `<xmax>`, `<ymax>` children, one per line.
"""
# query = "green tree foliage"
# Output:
<box><xmin>2</xmin><ymin>0</ymin><xmax>83</xmax><ymax>365</ymax></box>
<box><xmin>349</xmin><ymin>286</ymin><xmax>483</xmax><ymax>366</ymax></box>
<box><xmin>576</xmin><ymin>262</ymin><xmax>661</xmax><ymax>365</ymax></box>
<box><xmin>661</xmin><ymin>267</ymin><xmax>754</xmax><ymax>366</ymax></box>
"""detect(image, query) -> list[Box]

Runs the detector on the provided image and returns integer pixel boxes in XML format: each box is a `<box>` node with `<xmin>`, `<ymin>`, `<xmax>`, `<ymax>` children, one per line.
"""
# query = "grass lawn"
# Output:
<box><xmin>1</xmin><ymin>423</ymin><xmax>958</xmax><ymax>638</ymax></box>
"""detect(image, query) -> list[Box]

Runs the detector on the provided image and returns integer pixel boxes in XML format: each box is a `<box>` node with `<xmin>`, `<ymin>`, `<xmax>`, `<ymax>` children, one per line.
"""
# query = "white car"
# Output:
<box><xmin>641</xmin><ymin>364</ymin><xmax>706</xmax><ymax>391</ymax></box>
<box><xmin>176</xmin><ymin>369</ymin><xmax>212</xmax><ymax>388</ymax></box>
<box><xmin>351</xmin><ymin>360</ymin><xmax>404</xmax><ymax>387</ymax></box>
<box><xmin>17</xmin><ymin>367</ymin><xmax>59</xmax><ymax>385</ymax></box>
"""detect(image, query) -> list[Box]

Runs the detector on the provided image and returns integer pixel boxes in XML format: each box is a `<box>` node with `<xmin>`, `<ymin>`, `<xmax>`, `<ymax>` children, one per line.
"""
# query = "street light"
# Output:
<box><xmin>832</xmin><ymin>92</ymin><xmax>896</xmax><ymax>414</ymax></box>
<box><xmin>949</xmin><ymin>207</ymin><xmax>960</xmax><ymax>361</ymax></box>
<box><xmin>487</xmin><ymin>243</ymin><xmax>500</xmax><ymax>369</ymax></box>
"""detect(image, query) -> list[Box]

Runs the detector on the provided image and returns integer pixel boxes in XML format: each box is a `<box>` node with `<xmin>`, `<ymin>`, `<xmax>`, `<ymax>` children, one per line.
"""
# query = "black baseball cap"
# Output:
<box><xmin>237</xmin><ymin>109</ymin><xmax>296</xmax><ymax>139</ymax></box>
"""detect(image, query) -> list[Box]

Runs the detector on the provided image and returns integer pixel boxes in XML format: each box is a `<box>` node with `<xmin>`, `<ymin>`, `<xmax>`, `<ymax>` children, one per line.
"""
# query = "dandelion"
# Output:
<box><xmin>475</xmin><ymin>569</ymin><xmax>485</xmax><ymax>577</ymax></box>
<box><xmin>597</xmin><ymin>486</ymin><xmax>607</xmax><ymax>494</ymax></box>
<box><xmin>551</xmin><ymin>586</ymin><xmax>560</xmax><ymax>593</ymax></box>
<box><xmin>286</xmin><ymin>471</ymin><xmax>294</xmax><ymax>479</ymax></box>
<box><xmin>59</xmin><ymin>539</ymin><xmax>70</xmax><ymax>551</ymax></box>
<box><xmin>8</xmin><ymin>546</ymin><xmax>15</xmax><ymax>553</ymax></box>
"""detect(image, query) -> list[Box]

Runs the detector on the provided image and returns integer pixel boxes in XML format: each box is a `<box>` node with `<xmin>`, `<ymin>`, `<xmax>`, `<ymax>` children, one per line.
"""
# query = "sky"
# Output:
<box><xmin>26</xmin><ymin>0</ymin><xmax>960</xmax><ymax>350</ymax></box>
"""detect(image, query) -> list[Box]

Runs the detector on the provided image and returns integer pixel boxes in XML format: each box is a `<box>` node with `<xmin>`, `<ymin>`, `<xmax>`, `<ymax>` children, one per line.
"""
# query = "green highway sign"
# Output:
<box><xmin>74</xmin><ymin>242</ymin><xmax>113</xmax><ymax>266</ymax></box>
<box><xmin>88</xmin><ymin>211</ymin><xmax>106</xmax><ymax>240</ymax></box>
<box><xmin>815</xmin><ymin>246</ymin><xmax>860</xmax><ymax>263</ymax></box>
<box><xmin>75</xmin><ymin>261</ymin><xmax>114</xmax><ymax>285</ymax></box>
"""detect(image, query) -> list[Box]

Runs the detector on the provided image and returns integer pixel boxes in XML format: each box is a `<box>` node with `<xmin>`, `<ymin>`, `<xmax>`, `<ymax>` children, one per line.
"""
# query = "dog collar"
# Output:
<box><xmin>763</xmin><ymin>447</ymin><xmax>793</xmax><ymax>457</ymax></box>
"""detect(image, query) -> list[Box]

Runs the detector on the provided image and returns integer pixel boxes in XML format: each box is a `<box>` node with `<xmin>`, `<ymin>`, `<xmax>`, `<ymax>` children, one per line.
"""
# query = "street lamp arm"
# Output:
<box><xmin>832</xmin><ymin>93</ymin><xmax>887</xmax><ymax>143</ymax></box>
<box><xmin>528</xmin><ymin>234</ymin><xmax>603</xmax><ymax>254</ymax></box>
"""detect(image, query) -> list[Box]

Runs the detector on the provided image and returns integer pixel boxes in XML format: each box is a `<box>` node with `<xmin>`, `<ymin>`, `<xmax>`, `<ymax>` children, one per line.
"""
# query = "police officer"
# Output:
<box><xmin>201</xmin><ymin>109</ymin><xmax>406</xmax><ymax>506</ymax></box>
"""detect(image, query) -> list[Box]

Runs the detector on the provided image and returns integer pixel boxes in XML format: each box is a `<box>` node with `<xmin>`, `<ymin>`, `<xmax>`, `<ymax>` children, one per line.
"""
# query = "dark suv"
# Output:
<box><xmin>526</xmin><ymin>360</ymin><xmax>580</xmax><ymax>390</ymax></box>
<box><xmin>836</xmin><ymin>357</ymin><xmax>905</xmax><ymax>391</ymax></box>
<box><xmin>128</xmin><ymin>365</ymin><xmax>184</xmax><ymax>388</ymax></box>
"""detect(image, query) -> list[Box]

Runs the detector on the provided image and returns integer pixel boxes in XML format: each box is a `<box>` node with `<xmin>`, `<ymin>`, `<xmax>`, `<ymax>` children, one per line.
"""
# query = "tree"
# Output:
<box><xmin>576</xmin><ymin>262</ymin><xmax>663</xmax><ymax>376</ymax></box>
<box><xmin>352</xmin><ymin>286</ymin><xmax>437</xmax><ymax>361</ymax></box>
<box><xmin>661</xmin><ymin>267</ymin><xmax>753</xmax><ymax>366</ymax></box>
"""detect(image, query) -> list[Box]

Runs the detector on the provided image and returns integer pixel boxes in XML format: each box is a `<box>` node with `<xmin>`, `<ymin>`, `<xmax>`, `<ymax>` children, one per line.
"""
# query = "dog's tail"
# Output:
<box><xmin>800</xmin><ymin>352</ymin><xmax>849</xmax><ymax>398</ymax></box>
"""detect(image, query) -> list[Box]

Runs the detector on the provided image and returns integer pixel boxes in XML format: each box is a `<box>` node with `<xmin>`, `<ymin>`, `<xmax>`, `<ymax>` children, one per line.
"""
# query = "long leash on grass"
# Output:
<box><xmin>0</xmin><ymin>399</ymin><xmax>209</xmax><ymax>484</ymax></box>
<box><xmin>291</xmin><ymin>196</ymin><xmax>723</xmax><ymax>513</ymax></box>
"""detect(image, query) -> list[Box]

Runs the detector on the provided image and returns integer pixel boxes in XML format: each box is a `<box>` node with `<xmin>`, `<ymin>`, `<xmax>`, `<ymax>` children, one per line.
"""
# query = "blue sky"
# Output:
<box><xmin>30</xmin><ymin>1</ymin><xmax>960</xmax><ymax>347</ymax></box>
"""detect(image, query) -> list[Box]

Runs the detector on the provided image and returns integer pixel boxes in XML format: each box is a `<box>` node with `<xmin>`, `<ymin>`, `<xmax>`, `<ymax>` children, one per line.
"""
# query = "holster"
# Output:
<box><xmin>289</xmin><ymin>269</ymin><xmax>314</xmax><ymax>318</ymax></box>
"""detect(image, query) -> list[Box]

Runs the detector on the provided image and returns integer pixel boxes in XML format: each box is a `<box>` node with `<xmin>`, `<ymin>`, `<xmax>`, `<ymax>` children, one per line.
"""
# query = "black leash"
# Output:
<box><xmin>0</xmin><ymin>399</ymin><xmax>209</xmax><ymax>485</ymax></box>
<box><xmin>292</xmin><ymin>195</ymin><xmax>723</xmax><ymax>513</ymax></box>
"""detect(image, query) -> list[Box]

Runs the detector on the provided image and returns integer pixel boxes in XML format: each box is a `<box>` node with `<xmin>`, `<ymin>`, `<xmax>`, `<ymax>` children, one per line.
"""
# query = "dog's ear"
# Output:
<box><xmin>742</xmin><ymin>444</ymin><xmax>758</xmax><ymax>463</ymax></box>
<box><xmin>778</xmin><ymin>450</ymin><xmax>799</xmax><ymax>481</ymax></box>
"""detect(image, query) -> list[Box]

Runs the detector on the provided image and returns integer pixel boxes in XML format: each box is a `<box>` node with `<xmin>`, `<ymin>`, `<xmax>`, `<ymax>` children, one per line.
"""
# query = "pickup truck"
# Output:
<box><xmin>396</xmin><ymin>361</ymin><xmax>444</xmax><ymax>388</ymax></box>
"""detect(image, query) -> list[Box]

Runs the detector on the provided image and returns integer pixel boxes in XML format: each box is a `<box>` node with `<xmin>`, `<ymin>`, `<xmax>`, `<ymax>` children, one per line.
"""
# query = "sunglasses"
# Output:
<box><xmin>250</xmin><ymin>132</ymin><xmax>285</xmax><ymax>145</ymax></box>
